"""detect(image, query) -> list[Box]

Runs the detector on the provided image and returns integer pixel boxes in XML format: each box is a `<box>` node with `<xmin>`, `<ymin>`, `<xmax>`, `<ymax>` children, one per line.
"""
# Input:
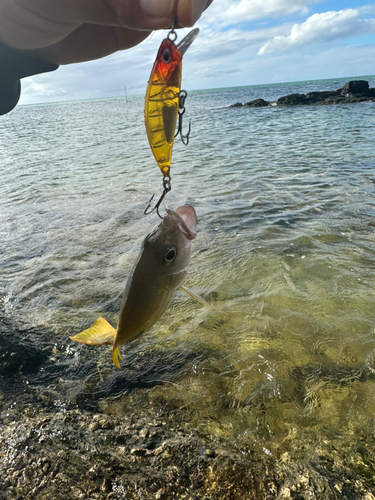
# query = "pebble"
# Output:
<box><xmin>130</xmin><ymin>447</ymin><xmax>146</xmax><ymax>457</ymax></box>
<box><xmin>139</xmin><ymin>427</ymin><xmax>149</xmax><ymax>439</ymax></box>
<box><xmin>154</xmin><ymin>445</ymin><xmax>165</xmax><ymax>456</ymax></box>
<box><xmin>71</xmin><ymin>486</ymin><xmax>87</xmax><ymax>499</ymax></box>
<box><xmin>204</xmin><ymin>449</ymin><xmax>216</xmax><ymax>458</ymax></box>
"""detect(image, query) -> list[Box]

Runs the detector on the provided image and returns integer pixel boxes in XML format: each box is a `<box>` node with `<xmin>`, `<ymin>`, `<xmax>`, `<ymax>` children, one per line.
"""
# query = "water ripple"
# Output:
<box><xmin>1</xmin><ymin>80</ymin><xmax>375</xmax><ymax>465</ymax></box>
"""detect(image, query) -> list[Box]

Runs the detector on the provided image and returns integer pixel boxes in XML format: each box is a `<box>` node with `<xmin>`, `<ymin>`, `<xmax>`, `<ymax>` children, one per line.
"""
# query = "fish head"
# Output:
<box><xmin>142</xmin><ymin>205</ymin><xmax>197</xmax><ymax>289</ymax></box>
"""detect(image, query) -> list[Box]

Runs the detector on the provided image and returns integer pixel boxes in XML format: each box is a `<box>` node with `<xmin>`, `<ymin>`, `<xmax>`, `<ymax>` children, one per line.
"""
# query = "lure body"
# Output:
<box><xmin>144</xmin><ymin>28</ymin><xmax>199</xmax><ymax>178</ymax></box>
<box><xmin>145</xmin><ymin>38</ymin><xmax>181</xmax><ymax>178</ymax></box>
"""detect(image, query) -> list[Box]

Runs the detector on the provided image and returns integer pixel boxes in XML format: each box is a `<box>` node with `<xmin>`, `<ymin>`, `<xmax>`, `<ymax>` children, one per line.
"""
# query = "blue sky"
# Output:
<box><xmin>20</xmin><ymin>0</ymin><xmax>375</xmax><ymax>104</ymax></box>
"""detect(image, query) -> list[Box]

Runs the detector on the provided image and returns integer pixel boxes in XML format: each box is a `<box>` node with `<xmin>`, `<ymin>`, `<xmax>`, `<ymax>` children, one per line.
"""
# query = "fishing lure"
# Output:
<box><xmin>144</xmin><ymin>19</ymin><xmax>199</xmax><ymax>216</ymax></box>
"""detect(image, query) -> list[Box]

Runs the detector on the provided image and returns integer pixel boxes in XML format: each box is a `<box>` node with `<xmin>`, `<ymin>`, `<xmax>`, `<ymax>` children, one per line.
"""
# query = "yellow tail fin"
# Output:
<box><xmin>112</xmin><ymin>346</ymin><xmax>123</xmax><ymax>369</ymax></box>
<box><xmin>70</xmin><ymin>317</ymin><xmax>116</xmax><ymax>345</ymax></box>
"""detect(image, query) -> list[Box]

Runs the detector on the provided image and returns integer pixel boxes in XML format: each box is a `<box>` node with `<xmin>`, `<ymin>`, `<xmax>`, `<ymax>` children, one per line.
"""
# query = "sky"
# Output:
<box><xmin>20</xmin><ymin>0</ymin><xmax>375</xmax><ymax>105</ymax></box>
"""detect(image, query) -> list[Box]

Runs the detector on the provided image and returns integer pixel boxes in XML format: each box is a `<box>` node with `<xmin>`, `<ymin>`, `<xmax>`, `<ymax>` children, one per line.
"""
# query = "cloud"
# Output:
<box><xmin>249</xmin><ymin>44</ymin><xmax>375</xmax><ymax>85</ymax></box>
<box><xmin>258</xmin><ymin>8</ymin><xmax>375</xmax><ymax>54</ymax></box>
<box><xmin>20</xmin><ymin>24</ymin><xmax>272</xmax><ymax>104</ymax></box>
<box><xmin>17</xmin><ymin>2</ymin><xmax>375</xmax><ymax>105</ymax></box>
<box><xmin>199</xmin><ymin>0</ymin><xmax>324</xmax><ymax>27</ymax></box>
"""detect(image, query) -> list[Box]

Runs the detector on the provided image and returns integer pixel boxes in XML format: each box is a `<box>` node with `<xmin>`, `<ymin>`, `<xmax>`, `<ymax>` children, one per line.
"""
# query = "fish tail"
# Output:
<box><xmin>70</xmin><ymin>317</ymin><xmax>116</xmax><ymax>345</ymax></box>
<box><xmin>112</xmin><ymin>346</ymin><xmax>123</xmax><ymax>369</ymax></box>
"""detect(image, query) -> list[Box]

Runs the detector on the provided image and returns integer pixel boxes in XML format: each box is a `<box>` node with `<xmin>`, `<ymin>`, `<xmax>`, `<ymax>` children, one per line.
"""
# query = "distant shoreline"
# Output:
<box><xmin>18</xmin><ymin>75</ymin><xmax>375</xmax><ymax>108</ymax></box>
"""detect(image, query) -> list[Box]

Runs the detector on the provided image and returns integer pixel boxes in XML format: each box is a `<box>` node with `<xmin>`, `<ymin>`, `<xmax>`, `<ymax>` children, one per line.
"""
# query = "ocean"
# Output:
<box><xmin>1</xmin><ymin>75</ymin><xmax>375</xmax><ymax>495</ymax></box>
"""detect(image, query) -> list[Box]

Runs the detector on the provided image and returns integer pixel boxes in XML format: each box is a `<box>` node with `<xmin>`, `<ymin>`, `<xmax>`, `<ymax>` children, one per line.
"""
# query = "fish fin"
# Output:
<box><xmin>179</xmin><ymin>286</ymin><xmax>225</xmax><ymax>313</ymax></box>
<box><xmin>70</xmin><ymin>317</ymin><xmax>117</xmax><ymax>345</ymax></box>
<box><xmin>112</xmin><ymin>346</ymin><xmax>123</xmax><ymax>369</ymax></box>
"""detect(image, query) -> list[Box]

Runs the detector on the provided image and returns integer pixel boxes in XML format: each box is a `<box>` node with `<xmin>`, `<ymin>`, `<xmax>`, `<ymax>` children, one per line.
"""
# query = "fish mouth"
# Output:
<box><xmin>177</xmin><ymin>28</ymin><xmax>200</xmax><ymax>56</ymax></box>
<box><xmin>166</xmin><ymin>205</ymin><xmax>197</xmax><ymax>240</ymax></box>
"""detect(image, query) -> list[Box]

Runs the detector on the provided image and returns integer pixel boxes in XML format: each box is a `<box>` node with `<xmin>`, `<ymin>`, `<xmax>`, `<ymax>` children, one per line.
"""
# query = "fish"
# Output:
<box><xmin>144</xmin><ymin>28</ymin><xmax>199</xmax><ymax>179</ymax></box>
<box><xmin>70</xmin><ymin>205</ymin><xmax>218</xmax><ymax>368</ymax></box>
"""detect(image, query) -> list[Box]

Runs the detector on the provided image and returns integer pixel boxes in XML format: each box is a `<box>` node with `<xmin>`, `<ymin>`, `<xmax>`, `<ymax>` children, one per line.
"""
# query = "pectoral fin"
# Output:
<box><xmin>179</xmin><ymin>286</ymin><xmax>225</xmax><ymax>313</ymax></box>
<box><xmin>70</xmin><ymin>317</ymin><xmax>117</xmax><ymax>345</ymax></box>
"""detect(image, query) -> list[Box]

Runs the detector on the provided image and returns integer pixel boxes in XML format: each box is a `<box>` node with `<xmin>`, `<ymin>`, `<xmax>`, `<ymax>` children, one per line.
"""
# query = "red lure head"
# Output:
<box><xmin>153</xmin><ymin>38</ymin><xmax>182</xmax><ymax>81</ymax></box>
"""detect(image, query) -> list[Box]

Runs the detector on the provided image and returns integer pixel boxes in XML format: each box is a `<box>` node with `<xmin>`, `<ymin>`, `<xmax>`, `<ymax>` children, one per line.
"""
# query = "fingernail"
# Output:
<box><xmin>191</xmin><ymin>0</ymin><xmax>208</xmax><ymax>25</ymax></box>
<box><xmin>140</xmin><ymin>0</ymin><xmax>174</xmax><ymax>19</ymax></box>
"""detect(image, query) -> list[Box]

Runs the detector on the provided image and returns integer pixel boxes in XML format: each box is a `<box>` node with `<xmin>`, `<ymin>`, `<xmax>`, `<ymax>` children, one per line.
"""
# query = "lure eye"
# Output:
<box><xmin>162</xmin><ymin>49</ymin><xmax>171</xmax><ymax>63</ymax></box>
<box><xmin>164</xmin><ymin>246</ymin><xmax>177</xmax><ymax>263</ymax></box>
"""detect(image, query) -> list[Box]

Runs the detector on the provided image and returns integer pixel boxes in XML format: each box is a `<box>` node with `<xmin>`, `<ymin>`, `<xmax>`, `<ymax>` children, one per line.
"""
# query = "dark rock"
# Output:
<box><xmin>348</xmin><ymin>88</ymin><xmax>375</xmax><ymax>98</ymax></box>
<box><xmin>317</xmin><ymin>96</ymin><xmax>348</xmax><ymax>105</ymax></box>
<box><xmin>277</xmin><ymin>80</ymin><xmax>375</xmax><ymax>106</ymax></box>
<box><xmin>348</xmin><ymin>94</ymin><xmax>375</xmax><ymax>103</ymax></box>
<box><xmin>305</xmin><ymin>90</ymin><xmax>341</xmax><ymax>102</ymax></box>
<box><xmin>230</xmin><ymin>80</ymin><xmax>375</xmax><ymax>108</ymax></box>
<box><xmin>70</xmin><ymin>348</ymin><xmax>203</xmax><ymax>411</ymax></box>
<box><xmin>243</xmin><ymin>98</ymin><xmax>269</xmax><ymax>107</ymax></box>
<box><xmin>277</xmin><ymin>93</ymin><xmax>307</xmax><ymax>106</ymax></box>
<box><xmin>341</xmin><ymin>80</ymin><xmax>369</xmax><ymax>94</ymax></box>
<box><xmin>0</xmin><ymin>315</ymin><xmax>51</xmax><ymax>376</ymax></box>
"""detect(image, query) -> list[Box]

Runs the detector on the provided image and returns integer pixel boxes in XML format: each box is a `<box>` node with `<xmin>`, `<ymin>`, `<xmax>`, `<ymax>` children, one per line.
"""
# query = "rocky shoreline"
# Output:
<box><xmin>2</xmin><ymin>314</ymin><xmax>375</xmax><ymax>499</ymax></box>
<box><xmin>3</xmin><ymin>405</ymin><xmax>375</xmax><ymax>500</ymax></box>
<box><xmin>230</xmin><ymin>80</ymin><xmax>375</xmax><ymax>108</ymax></box>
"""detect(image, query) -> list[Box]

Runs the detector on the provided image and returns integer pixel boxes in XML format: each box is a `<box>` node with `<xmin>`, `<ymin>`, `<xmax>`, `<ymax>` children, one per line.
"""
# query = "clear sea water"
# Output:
<box><xmin>1</xmin><ymin>76</ymin><xmax>375</xmax><ymax>478</ymax></box>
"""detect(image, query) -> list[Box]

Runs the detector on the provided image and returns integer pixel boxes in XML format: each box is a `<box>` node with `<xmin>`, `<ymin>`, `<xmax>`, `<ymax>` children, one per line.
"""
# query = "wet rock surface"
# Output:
<box><xmin>244</xmin><ymin>98</ymin><xmax>270</xmax><ymax>108</ymax></box>
<box><xmin>230</xmin><ymin>98</ymin><xmax>270</xmax><ymax>108</ymax></box>
<box><xmin>230</xmin><ymin>80</ymin><xmax>375</xmax><ymax>108</ymax></box>
<box><xmin>1</xmin><ymin>315</ymin><xmax>375</xmax><ymax>499</ymax></box>
<box><xmin>1</xmin><ymin>406</ymin><xmax>375</xmax><ymax>500</ymax></box>
<box><xmin>0</xmin><ymin>315</ymin><xmax>51</xmax><ymax>376</ymax></box>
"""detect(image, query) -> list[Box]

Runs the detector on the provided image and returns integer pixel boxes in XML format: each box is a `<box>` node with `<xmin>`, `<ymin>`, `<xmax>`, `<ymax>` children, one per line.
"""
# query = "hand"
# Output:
<box><xmin>0</xmin><ymin>0</ymin><xmax>212</xmax><ymax>64</ymax></box>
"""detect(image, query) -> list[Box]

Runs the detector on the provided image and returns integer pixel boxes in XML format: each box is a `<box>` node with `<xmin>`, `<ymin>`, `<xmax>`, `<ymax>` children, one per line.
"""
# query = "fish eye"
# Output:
<box><xmin>163</xmin><ymin>49</ymin><xmax>171</xmax><ymax>63</ymax></box>
<box><xmin>164</xmin><ymin>246</ymin><xmax>177</xmax><ymax>263</ymax></box>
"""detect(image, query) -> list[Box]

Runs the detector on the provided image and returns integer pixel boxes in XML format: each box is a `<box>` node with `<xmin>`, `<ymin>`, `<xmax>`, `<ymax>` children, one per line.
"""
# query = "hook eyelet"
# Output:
<box><xmin>167</xmin><ymin>15</ymin><xmax>178</xmax><ymax>42</ymax></box>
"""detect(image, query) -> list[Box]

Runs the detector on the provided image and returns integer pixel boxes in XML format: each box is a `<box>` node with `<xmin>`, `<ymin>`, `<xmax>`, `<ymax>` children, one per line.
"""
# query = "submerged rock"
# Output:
<box><xmin>1</xmin><ymin>406</ymin><xmax>374</xmax><ymax>499</ymax></box>
<box><xmin>230</xmin><ymin>80</ymin><xmax>375</xmax><ymax>108</ymax></box>
<box><xmin>1</xmin><ymin>315</ymin><xmax>375</xmax><ymax>498</ymax></box>
<box><xmin>0</xmin><ymin>314</ymin><xmax>51</xmax><ymax>376</ymax></box>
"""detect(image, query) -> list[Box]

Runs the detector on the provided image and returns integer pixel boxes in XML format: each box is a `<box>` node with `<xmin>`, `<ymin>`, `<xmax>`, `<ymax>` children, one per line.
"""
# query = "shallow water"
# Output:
<box><xmin>1</xmin><ymin>77</ymin><xmax>375</xmax><ymax>477</ymax></box>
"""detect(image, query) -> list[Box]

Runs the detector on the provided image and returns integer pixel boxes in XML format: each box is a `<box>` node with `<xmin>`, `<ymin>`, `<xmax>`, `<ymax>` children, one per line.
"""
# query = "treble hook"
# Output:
<box><xmin>144</xmin><ymin>177</ymin><xmax>171</xmax><ymax>219</ymax></box>
<box><xmin>175</xmin><ymin>90</ymin><xmax>191</xmax><ymax>145</ymax></box>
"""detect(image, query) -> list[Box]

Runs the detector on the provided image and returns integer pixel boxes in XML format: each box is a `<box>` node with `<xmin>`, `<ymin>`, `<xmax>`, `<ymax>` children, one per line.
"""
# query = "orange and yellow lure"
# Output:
<box><xmin>144</xmin><ymin>25</ymin><xmax>199</xmax><ymax>191</ymax></box>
